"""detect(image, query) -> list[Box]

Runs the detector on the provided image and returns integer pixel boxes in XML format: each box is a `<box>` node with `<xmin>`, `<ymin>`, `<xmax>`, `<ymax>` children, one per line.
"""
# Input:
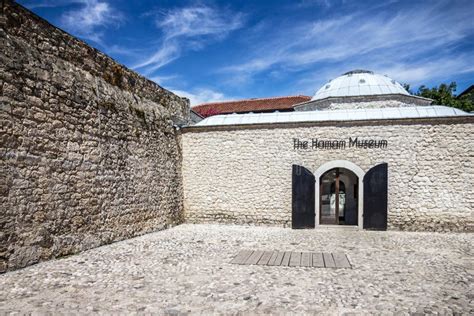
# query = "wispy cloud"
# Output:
<box><xmin>294</xmin><ymin>53</ymin><xmax>474</xmax><ymax>97</ymax></box>
<box><xmin>221</xmin><ymin>0</ymin><xmax>474</xmax><ymax>91</ymax></box>
<box><xmin>21</xmin><ymin>0</ymin><xmax>474</xmax><ymax>100</ymax></box>
<box><xmin>171</xmin><ymin>88</ymin><xmax>232</xmax><ymax>106</ymax></box>
<box><xmin>20</xmin><ymin>0</ymin><xmax>79</xmax><ymax>9</ymax></box>
<box><xmin>149</xmin><ymin>74</ymin><xmax>180</xmax><ymax>86</ymax></box>
<box><xmin>159</xmin><ymin>6</ymin><xmax>243</xmax><ymax>40</ymax></box>
<box><xmin>59</xmin><ymin>0</ymin><xmax>123</xmax><ymax>44</ymax></box>
<box><xmin>376</xmin><ymin>55</ymin><xmax>474</xmax><ymax>85</ymax></box>
<box><xmin>297</xmin><ymin>0</ymin><xmax>332</xmax><ymax>8</ymax></box>
<box><xmin>133</xmin><ymin>44</ymin><xmax>180</xmax><ymax>74</ymax></box>
<box><xmin>104</xmin><ymin>44</ymin><xmax>144</xmax><ymax>58</ymax></box>
<box><xmin>133</xmin><ymin>5</ymin><xmax>244</xmax><ymax>74</ymax></box>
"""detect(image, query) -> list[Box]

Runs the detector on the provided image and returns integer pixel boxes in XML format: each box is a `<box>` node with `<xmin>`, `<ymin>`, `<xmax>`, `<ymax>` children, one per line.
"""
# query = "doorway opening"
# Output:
<box><xmin>319</xmin><ymin>168</ymin><xmax>358</xmax><ymax>226</ymax></box>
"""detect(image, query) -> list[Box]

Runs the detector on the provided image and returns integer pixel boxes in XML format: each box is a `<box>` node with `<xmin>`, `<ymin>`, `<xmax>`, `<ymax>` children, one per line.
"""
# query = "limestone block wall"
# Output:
<box><xmin>181</xmin><ymin>118</ymin><xmax>474</xmax><ymax>232</ymax></box>
<box><xmin>0</xmin><ymin>2</ymin><xmax>189</xmax><ymax>272</ymax></box>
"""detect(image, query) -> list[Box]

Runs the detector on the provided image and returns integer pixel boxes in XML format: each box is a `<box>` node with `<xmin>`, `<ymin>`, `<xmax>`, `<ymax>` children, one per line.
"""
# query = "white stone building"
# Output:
<box><xmin>181</xmin><ymin>70</ymin><xmax>474</xmax><ymax>232</ymax></box>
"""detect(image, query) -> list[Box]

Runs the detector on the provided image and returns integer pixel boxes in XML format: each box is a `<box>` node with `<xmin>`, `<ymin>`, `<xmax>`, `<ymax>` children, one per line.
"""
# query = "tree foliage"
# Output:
<box><xmin>402</xmin><ymin>83</ymin><xmax>413</xmax><ymax>95</ymax></box>
<box><xmin>414</xmin><ymin>82</ymin><xmax>473</xmax><ymax>112</ymax></box>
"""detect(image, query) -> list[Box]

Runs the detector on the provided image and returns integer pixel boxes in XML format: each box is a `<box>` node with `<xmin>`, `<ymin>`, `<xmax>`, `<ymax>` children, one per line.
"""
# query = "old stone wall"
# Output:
<box><xmin>181</xmin><ymin>118</ymin><xmax>474</xmax><ymax>232</ymax></box>
<box><xmin>0</xmin><ymin>1</ymin><xmax>189</xmax><ymax>272</ymax></box>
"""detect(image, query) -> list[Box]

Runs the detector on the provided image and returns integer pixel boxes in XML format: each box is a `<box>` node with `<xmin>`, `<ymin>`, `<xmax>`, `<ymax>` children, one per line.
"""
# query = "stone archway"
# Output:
<box><xmin>315</xmin><ymin>160</ymin><xmax>365</xmax><ymax>229</ymax></box>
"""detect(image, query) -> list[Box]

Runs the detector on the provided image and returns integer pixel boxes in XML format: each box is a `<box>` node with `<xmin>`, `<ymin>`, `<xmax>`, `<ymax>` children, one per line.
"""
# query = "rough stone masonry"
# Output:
<box><xmin>0</xmin><ymin>1</ymin><xmax>190</xmax><ymax>272</ymax></box>
<box><xmin>181</xmin><ymin>119</ymin><xmax>474</xmax><ymax>232</ymax></box>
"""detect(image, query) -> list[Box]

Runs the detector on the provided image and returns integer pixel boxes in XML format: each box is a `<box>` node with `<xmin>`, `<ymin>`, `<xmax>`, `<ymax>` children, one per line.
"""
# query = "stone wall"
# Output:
<box><xmin>0</xmin><ymin>1</ymin><xmax>189</xmax><ymax>272</ymax></box>
<box><xmin>294</xmin><ymin>94</ymin><xmax>432</xmax><ymax>111</ymax></box>
<box><xmin>181</xmin><ymin>118</ymin><xmax>474</xmax><ymax>232</ymax></box>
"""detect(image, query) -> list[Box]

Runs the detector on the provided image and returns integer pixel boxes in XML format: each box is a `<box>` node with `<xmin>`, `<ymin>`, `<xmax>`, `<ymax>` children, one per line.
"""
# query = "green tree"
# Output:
<box><xmin>415</xmin><ymin>82</ymin><xmax>473</xmax><ymax>112</ymax></box>
<box><xmin>402</xmin><ymin>83</ymin><xmax>412</xmax><ymax>94</ymax></box>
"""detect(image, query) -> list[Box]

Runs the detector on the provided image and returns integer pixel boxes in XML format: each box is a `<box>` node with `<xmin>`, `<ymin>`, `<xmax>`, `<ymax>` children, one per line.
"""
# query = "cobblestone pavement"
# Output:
<box><xmin>1</xmin><ymin>224</ymin><xmax>473</xmax><ymax>315</ymax></box>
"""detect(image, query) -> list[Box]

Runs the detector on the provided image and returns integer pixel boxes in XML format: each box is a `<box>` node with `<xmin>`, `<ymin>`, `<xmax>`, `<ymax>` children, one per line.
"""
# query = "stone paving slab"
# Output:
<box><xmin>0</xmin><ymin>224</ymin><xmax>473</xmax><ymax>314</ymax></box>
<box><xmin>232</xmin><ymin>250</ymin><xmax>352</xmax><ymax>268</ymax></box>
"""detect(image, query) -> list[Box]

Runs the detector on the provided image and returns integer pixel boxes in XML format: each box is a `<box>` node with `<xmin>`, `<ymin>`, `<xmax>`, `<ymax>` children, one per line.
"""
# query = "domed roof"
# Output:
<box><xmin>312</xmin><ymin>70</ymin><xmax>410</xmax><ymax>101</ymax></box>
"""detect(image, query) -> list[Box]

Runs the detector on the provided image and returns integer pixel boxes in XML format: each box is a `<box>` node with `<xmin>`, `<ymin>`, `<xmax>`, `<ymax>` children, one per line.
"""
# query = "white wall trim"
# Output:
<box><xmin>314</xmin><ymin>160</ymin><xmax>365</xmax><ymax>229</ymax></box>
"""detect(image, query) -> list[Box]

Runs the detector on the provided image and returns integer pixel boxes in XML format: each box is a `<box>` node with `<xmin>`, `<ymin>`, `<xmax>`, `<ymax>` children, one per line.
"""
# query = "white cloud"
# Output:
<box><xmin>21</xmin><ymin>0</ymin><xmax>80</xmax><ymax>9</ymax></box>
<box><xmin>133</xmin><ymin>5</ymin><xmax>244</xmax><ymax>74</ymax></box>
<box><xmin>376</xmin><ymin>56</ymin><xmax>474</xmax><ymax>85</ymax></box>
<box><xmin>149</xmin><ymin>74</ymin><xmax>180</xmax><ymax>85</ymax></box>
<box><xmin>171</xmin><ymin>88</ymin><xmax>231</xmax><ymax>106</ymax></box>
<box><xmin>220</xmin><ymin>1</ymin><xmax>474</xmax><ymax>88</ymax></box>
<box><xmin>60</xmin><ymin>0</ymin><xmax>123</xmax><ymax>43</ymax></box>
<box><xmin>133</xmin><ymin>43</ymin><xmax>180</xmax><ymax>73</ymax></box>
<box><xmin>104</xmin><ymin>44</ymin><xmax>144</xmax><ymax>58</ymax></box>
<box><xmin>297</xmin><ymin>0</ymin><xmax>332</xmax><ymax>8</ymax></box>
<box><xmin>293</xmin><ymin>53</ymin><xmax>474</xmax><ymax>97</ymax></box>
<box><xmin>159</xmin><ymin>6</ymin><xmax>243</xmax><ymax>40</ymax></box>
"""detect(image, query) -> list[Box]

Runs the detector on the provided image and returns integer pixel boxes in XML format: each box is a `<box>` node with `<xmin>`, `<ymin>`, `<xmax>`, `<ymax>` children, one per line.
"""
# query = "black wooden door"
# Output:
<box><xmin>292</xmin><ymin>164</ymin><xmax>315</xmax><ymax>229</ymax></box>
<box><xmin>363</xmin><ymin>163</ymin><xmax>388</xmax><ymax>230</ymax></box>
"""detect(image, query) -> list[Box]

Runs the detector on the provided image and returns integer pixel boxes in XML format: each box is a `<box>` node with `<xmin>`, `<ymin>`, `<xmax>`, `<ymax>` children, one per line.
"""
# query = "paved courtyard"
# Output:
<box><xmin>0</xmin><ymin>224</ymin><xmax>472</xmax><ymax>314</ymax></box>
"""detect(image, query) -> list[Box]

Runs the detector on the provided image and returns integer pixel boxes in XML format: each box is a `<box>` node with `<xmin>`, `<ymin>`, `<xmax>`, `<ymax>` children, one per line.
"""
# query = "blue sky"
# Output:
<box><xmin>19</xmin><ymin>0</ymin><xmax>474</xmax><ymax>106</ymax></box>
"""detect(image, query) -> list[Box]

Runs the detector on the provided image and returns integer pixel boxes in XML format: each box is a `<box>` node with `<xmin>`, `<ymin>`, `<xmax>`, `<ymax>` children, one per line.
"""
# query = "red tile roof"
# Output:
<box><xmin>192</xmin><ymin>95</ymin><xmax>311</xmax><ymax>117</ymax></box>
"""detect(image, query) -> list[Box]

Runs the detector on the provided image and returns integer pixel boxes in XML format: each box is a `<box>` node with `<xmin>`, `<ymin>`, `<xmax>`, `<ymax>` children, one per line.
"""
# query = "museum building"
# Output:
<box><xmin>182</xmin><ymin>70</ymin><xmax>474</xmax><ymax>232</ymax></box>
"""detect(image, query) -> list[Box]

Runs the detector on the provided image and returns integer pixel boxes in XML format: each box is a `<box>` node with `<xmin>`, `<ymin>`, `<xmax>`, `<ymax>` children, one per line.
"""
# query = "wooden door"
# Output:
<box><xmin>292</xmin><ymin>165</ymin><xmax>315</xmax><ymax>229</ymax></box>
<box><xmin>363</xmin><ymin>163</ymin><xmax>388</xmax><ymax>230</ymax></box>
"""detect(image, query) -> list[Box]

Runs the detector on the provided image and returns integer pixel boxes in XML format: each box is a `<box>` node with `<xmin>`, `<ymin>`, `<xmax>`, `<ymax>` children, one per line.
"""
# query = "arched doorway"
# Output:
<box><xmin>292</xmin><ymin>161</ymin><xmax>388</xmax><ymax>230</ymax></box>
<box><xmin>315</xmin><ymin>160</ymin><xmax>365</xmax><ymax>229</ymax></box>
<box><xmin>319</xmin><ymin>168</ymin><xmax>358</xmax><ymax>225</ymax></box>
